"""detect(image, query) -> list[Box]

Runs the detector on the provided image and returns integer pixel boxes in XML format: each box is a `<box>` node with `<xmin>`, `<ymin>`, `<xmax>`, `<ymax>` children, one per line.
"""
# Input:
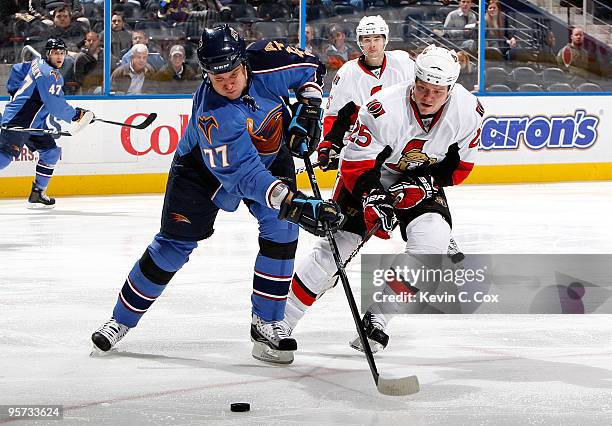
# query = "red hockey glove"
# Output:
<box><xmin>389</xmin><ymin>176</ymin><xmax>436</xmax><ymax>210</ymax></box>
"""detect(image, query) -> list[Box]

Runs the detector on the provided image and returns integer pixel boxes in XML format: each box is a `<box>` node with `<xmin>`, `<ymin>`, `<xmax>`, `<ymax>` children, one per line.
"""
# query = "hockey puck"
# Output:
<box><xmin>230</xmin><ymin>402</ymin><xmax>250</xmax><ymax>412</ymax></box>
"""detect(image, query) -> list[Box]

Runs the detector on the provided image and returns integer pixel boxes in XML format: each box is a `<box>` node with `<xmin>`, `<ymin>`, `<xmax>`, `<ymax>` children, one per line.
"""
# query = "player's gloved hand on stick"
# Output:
<box><xmin>288</xmin><ymin>101</ymin><xmax>323</xmax><ymax>159</ymax></box>
<box><xmin>362</xmin><ymin>188</ymin><xmax>397</xmax><ymax>239</ymax></box>
<box><xmin>317</xmin><ymin>139</ymin><xmax>343</xmax><ymax>171</ymax></box>
<box><xmin>279</xmin><ymin>191</ymin><xmax>344</xmax><ymax>237</ymax></box>
<box><xmin>389</xmin><ymin>175</ymin><xmax>436</xmax><ymax>210</ymax></box>
<box><xmin>69</xmin><ymin>107</ymin><xmax>95</xmax><ymax>134</ymax></box>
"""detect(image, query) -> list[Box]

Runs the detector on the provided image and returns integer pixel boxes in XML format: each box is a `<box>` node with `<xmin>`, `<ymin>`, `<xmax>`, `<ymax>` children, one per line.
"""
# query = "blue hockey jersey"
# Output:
<box><xmin>2</xmin><ymin>58</ymin><xmax>76</xmax><ymax>131</ymax></box>
<box><xmin>176</xmin><ymin>40</ymin><xmax>325</xmax><ymax>212</ymax></box>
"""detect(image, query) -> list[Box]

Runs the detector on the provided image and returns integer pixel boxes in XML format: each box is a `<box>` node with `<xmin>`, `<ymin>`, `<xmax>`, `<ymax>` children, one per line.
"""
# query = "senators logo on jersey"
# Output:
<box><xmin>386</xmin><ymin>139</ymin><xmax>437</xmax><ymax>172</ymax></box>
<box><xmin>246</xmin><ymin>104</ymin><xmax>283</xmax><ymax>155</ymax></box>
<box><xmin>366</xmin><ymin>99</ymin><xmax>385</xmax><ymax>119</ymax></box>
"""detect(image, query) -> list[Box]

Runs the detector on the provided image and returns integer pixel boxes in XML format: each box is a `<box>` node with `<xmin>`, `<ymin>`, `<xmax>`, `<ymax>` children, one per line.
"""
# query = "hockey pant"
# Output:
<box><xmin>284</xmin><ymin>212</ymin><xmax>451</xmax><ymax>331</ymax></box>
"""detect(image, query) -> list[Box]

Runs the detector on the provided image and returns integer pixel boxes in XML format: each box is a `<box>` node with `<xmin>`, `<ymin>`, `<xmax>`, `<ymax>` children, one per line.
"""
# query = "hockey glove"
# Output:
<box><xmin>279</xmin><ymin>191</ymin><xmax>344</xmax><ymax>237</ymax></box>
<box><xmin>69</xmin><ymin>107</ymin><xmax>95</xmax><ymax>134</ymax></box>
<box><xmin>362</xmin><ymin>188</ymin><xmax>397</xmax><ymax>240</ymax></box>
<box><xmin>288</xmin><ymin>102</ymin><xmax>323</xmax><ymax>159</ymax></box>
<box><xmin>389</xmin><ymin>175</ymin><xmax>436</xmax><ymax>210</ymax></box>
<box><xmin>317</xmin><ymin>139</ymin><xmax>343</xmax><ymax>171</ymax></box>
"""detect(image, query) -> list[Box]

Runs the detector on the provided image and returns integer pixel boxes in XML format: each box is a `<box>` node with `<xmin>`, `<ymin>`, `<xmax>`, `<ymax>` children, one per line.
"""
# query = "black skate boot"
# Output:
<box><xmin>251</xmin><ymin>314</ymin><xmax>297</xmax><ymax>364</ymax></box>
<box><xmin>27</xmin><ymin>183</ymin><xmax>55</xmax><ymax>209</ymax></box>
<box><xmin>349</xmin><ymin>312</ymin><xmax>389</xmax><ymax>354</ymax></box>
<box><xmin>91</xmin><ymin>318</ymin><xmax>130</xmax><ymax>355</ymax></box>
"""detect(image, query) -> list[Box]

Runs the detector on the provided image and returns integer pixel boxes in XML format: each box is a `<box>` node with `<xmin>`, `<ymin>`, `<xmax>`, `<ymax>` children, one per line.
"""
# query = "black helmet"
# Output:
<box><xmin>197</xmin><ymin>24</ymin><xmax>246</xmax><ymax>75</ymax></box>
<box><xmin>44</xmin><ymin>37</ymin><xmax>68</xmax><ymax>52</ymax></box>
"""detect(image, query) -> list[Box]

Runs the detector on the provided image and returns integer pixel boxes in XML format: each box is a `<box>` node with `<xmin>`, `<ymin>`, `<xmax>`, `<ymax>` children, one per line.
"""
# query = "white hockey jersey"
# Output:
<box><xmin>323</xmin><ymin>50</ymin><xmax>415</xmax><ymax>139</ymax></box>
<box><xmin>341</xmin><ymin>81</ymin><xmax>484</xmax><ymax>195</ymax></box>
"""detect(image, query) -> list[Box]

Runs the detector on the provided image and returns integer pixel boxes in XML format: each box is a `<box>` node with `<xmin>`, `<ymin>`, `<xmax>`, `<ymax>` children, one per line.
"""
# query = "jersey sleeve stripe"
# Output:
<box><xmin>252</xmin><ymin>63</ymin><xmax>319</xmax><ymax>74</ymax></box>
<box><xmin>452</xmin><ymin>160</ymin><xmax>474</xmax><ymax>185</ymax></box>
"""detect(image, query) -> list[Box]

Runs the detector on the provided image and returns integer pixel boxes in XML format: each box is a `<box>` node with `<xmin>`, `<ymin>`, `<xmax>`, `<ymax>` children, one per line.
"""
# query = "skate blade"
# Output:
<box><xmin>349</xmin><ymin>336</ymin><xmax>381</xmax><ymax>354</ymax></box>
<box><xmin>26</xmin><ymin>202</ymin><xmax>55</xmax><ymax>210</ymax></box>
<box><xmin>89</xmin><ymin>345</ymin><xmax>117</xmax><ymax>357</ymax></box>
<box><xmin>377</xmin><ymin>375</ymin><xmax>420</xmax><ymax>396</ymax></box>
<box><xmin>251</xmin><ymin>341</ymin><xmax>294</xmax><ymax>365</ymax></box>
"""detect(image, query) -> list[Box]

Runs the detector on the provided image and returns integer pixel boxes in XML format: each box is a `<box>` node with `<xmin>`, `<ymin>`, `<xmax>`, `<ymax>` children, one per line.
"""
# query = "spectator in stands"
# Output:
<box><xmin>324</xmin><ymin>24</ymin><xmax>359</xmax><ymax>72</ymax></box>
<box><xmin>110</xmin><ymin>12</ymin><xmax>132</xmax><ymax>64</ymax></box>
<box><xmin>303</xmin><ymin>24</ymin><xmax>320</xmax><ymax>57</ymax></box>
<box><xmin>157</xmin><ymin>0</ymin><xmax>190</xmax><ymax>24</ymax></box>
<box><xmin>110</xmin><ymin>43</ymin><xmax>157</xmax><ymax>94</ymax></box>
<box><xmin>46</xmin><ymin>5</ymin><xmax>88</xmax><ymax>52</ymax></box>
<box><xmin>75</xmin><ymin>30</ymin><xmax>103</xmax><ymax>93</ymax></box>
<box><xmin>485</xmin><ymin>0</ymin><xmax>517</xmax><ymax>59</ymax></box>
<box><xmin>111</xmin><ymin>0</ymin><xmax>144</xmax><ymax>20</ymax></box>
<box><xmin>433</xmin><ymin>0</ymin><xmax>477</xmax><ymax>51</ymax></box>
<box><xmin>120</xmin><ymin>30</ymin><xmax>166</xmax><ymax>70</ymax></box>
<box><xmin>557</xmin><ymin>26</ymin><xmax>590</xmax><ymax>76</ymax></box>
<box><xmin>538</xmin><ymin>30</ymin><xmax>557</xmax><ymax>65</ymax></box>
<box><xmin>457</xmin><ymin>50</ymin><xmax>477</xmax><ymax>91</ymax></box>
<box><xmin>154</xmin><ymin>44</ymin><xmax>198</xmax><ymax>92</ymax></box>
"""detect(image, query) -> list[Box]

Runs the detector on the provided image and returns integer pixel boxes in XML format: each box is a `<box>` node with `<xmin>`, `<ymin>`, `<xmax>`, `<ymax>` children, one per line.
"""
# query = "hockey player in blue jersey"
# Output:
<box><xmin>0</xmin><ymin>38</ymin><xmax>95</xmax><ymax>208</ymax></box>
<box><xmin>91</xmin><ymin>25</ymin><xmax>344</xmax><ymax>364</ymax></box>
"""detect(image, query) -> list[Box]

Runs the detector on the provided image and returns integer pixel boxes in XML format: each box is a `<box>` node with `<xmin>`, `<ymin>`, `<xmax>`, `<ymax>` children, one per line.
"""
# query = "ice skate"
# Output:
<box><xmin>251</xmin><ymin>314</ymin><xmax>296</xmax><ymax>365</ymax></box>
<box><xmin>349</xmin><ymin>312</ymin><xmax>389</xmax><ymax>354</ymax></box>
<box><xmin>27</xmin><ymin>183</ymin><xmax>55</xmax><ymax>209</ymax></box>
<box><xmin>91</xmin><ymin>318</ymin><xmax>130</xmax><ymax>356</ymax></box>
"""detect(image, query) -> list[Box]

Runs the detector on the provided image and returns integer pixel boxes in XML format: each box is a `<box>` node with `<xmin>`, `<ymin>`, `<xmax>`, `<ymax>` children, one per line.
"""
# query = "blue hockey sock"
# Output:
<box><xmin>113</xmin><ymin>235</ymin><xmax>196</xmax><ymax>327</ymax></box>
<box><xmin>34</xmin><ymin>147</ymin><xmax>61</xmax><ymax>190</ymax></box>
<box><xmin>251</xmin><ymin>238</ymin><xmax>297</xmax><ymax>322</ymax></box>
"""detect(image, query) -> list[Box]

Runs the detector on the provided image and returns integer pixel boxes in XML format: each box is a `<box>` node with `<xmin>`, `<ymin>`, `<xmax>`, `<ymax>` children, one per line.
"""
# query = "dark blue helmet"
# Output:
<box><xmin>197</xmin><ymin>24</ymin><xmax>246</xmax><ymax>75</ymax></box>
<box><xmin>44</xmin><ymin>37</ymin><xmax>67</xmax><ymax>52</ymax></box>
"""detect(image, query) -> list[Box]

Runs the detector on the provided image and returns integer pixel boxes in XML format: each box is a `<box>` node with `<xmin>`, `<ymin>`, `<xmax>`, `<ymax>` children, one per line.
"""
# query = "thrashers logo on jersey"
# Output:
<box><xmin>198</xmin><ymin>116</ymin><xmax>219</xmax><ymax>145</ymax></box>
<box><xmin>170</xmin><ymin>213</ymin><xmax>192</xmax><ymax>224</ymax></box>
<box><xmin>386</xmin><ymin>139</ymin><xmax>437</xmax><ymax>172</ymax></box>
<box><xmin>49</xmin><ymin>69</ymin><xmax>61</xmax><ymax>82</ymax></box>
<box><xmin>246</xmin><ymin>104</ymin><xmax>283</xmax><ymax>155</ymax></box>
<box><xmin>366</xmin><ymin>99</ymin><xmax>385</xmax><ymax>119</ymax></box>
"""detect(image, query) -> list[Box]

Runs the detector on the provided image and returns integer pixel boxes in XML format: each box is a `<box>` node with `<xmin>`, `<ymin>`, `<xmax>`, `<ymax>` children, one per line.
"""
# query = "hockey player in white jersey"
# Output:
<box><xmin>283</xmin><ymin>45</ymin><xmax>484</xmax><ymax>353</ymax></box>
<box><xmin>318</xmin><ymin>15</ymin><xmax>415</xmax><ymax>171</ymax></box>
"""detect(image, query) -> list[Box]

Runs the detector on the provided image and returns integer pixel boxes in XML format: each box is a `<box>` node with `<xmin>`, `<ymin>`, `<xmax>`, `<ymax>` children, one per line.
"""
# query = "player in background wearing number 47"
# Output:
<box><xmin>0</xmin><ymin>38</ymin><xmax>94</xmax><ymax>208</ymax></box>
<box><xmin>282</xmin><ymin>45</ymin><xmax>484</xmax><ymax>353</ymax></box>
<box><xmin>91</xmin><ymin>25</ymin><xmax>343</xmax><ymax>365</ymax></box>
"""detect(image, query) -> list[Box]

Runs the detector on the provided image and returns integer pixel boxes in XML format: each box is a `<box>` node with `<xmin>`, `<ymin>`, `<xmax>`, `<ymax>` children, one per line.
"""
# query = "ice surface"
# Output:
<box><xmin>1</xmin><ymin>182</ymin><xmax>612</xmax><ymax>424</ymax></box>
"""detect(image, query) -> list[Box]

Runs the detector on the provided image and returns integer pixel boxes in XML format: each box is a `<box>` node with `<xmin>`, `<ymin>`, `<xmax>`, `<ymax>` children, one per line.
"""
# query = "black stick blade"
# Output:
<box><xmin>134</xmin><ymin>113</ymin><xmax>157</xmax><ymax>129</ymax></box>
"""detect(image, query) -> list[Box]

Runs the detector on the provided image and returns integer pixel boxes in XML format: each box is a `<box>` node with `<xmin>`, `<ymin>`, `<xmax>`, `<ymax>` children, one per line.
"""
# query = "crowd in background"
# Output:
<box><xmin>0</xmin><ymin>0</ymin><xmax>609</xmax><ymax>95</ymax></box>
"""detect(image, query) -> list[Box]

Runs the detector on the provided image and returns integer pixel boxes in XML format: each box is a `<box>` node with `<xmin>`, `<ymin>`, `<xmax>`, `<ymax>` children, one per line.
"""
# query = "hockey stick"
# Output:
<box><xmin>302</xmin><ymin>153</ymin><xmax>420</xmax><ymax>396</ymax></box>
<box><xmin>93</xmin><ymin>113</ymin><xmax>157</xmax><ymax>130</ymax></box>
<box><xmin>0</xmin><ymin>126</ymin><xmax>72</xmax><ymax>137</ymax></box>
<box><xmin>295</xmin><ymin>160</ymin><xmax>321</xmax><ymax>175</ymax></box>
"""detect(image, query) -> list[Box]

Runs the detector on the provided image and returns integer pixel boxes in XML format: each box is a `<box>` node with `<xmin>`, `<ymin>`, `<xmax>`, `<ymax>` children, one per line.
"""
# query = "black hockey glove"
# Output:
<box><xmin>389</xmin><ymin>175</ymin><xmax>436</xmax><ymax>210</ymax></box>
<box><xmin>279</xmin><ymin>191</ymin><xmax>344</xmax><ymax>237</ymax></box>
<box><xmin>317</xmin><ymin>138</ymin><xmax>343</xmax><ymax>171</ymax></box>
<box><xmin>362</xmin><ymin>188</ymin><xmax>397</xmax><ymax>240</ymax></box>
<box><xmin>288</xmin><ymin>102</ymin><xmax>323</xmax><ymax>159</ymax></box>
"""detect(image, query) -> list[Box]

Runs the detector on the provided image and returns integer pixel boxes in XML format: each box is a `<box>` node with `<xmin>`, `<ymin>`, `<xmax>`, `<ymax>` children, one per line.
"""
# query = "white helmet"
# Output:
<box><xmin>356</xmin><ymin>15</ymin><xmax>389</xmax><ymax>52</ymax></box>
<box><xmin>414</xmin><ymin>44</ymin><xmax>461</xmax><ymax>89</ymax></box>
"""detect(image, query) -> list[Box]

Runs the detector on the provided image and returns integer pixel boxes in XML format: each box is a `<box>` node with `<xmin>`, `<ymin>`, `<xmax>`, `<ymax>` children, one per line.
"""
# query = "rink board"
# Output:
<box><xmin>1</xmin><ymin>95</ymin><xmax>611</xmax><ymax>197</ymax></box>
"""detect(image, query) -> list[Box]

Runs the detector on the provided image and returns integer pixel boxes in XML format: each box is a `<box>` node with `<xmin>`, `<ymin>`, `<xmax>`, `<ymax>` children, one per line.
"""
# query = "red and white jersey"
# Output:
<box><xmin>341</xmin><ymin>81</ymin><xmax>484</xmax><ymax>194</ymax></box>
<box><xmin>323</xmin><ymin>50</ymin><xmax>415</xmax><ymax>137</ymax></box>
